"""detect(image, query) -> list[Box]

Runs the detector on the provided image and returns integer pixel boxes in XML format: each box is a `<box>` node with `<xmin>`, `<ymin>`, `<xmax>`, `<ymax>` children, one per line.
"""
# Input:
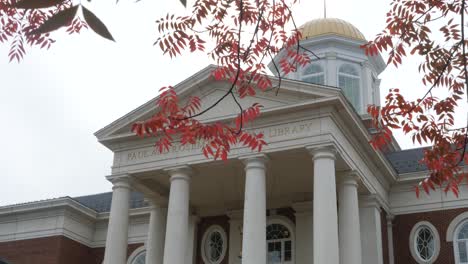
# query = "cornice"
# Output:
<box><xmin>0</xmin><ymin>197</ymin><xmax>98</xmax><ymax>220</ymax></box>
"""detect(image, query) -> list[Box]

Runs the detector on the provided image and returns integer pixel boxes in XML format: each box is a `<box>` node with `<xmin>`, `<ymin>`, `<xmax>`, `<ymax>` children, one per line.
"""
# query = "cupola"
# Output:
<box><xmin>270</xmin><ymin>18</ymin><xmax>386</xmax><ymax>116</ymax></box>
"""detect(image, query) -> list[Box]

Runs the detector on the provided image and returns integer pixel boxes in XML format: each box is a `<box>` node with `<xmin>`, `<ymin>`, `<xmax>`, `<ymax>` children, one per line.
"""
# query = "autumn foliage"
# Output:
<box><xmin>363</xmin><ymin>0</ymin><xmax>468</xmax><ymax>196</ymax></box>
<box><xmin>131</xmin><ymin>0</ymin><xmax>311</xmax><ymax>160</ymax></box>
<box><xmin>5</xmin><ymin>0</ymin><xmax>468</xmax><ymax>196</ymax></box>
<box><xmin>0</xmin><ymin>0</ymin><xmax>117</xmax><ymax>62</ymax></box>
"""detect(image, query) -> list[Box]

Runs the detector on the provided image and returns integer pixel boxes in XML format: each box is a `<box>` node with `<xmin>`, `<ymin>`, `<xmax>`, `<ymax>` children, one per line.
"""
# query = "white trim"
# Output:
<box><xmin>337</xmin><ymin>63</ymin><xmax>362</xmax><ymax>113</ymax></box>
<box><xmin>267</xmin><ymin>216</ymin><xmax>296</xmax><ymax>264</ymax></box>
<box><xmin>301</xmin><ymin>62</ymin><xmax>326</xmax><ymax>85</ymax></box>
<box><xmin>201</xmin><ymin>225</ymin><xmax>228</xmax><ymax>264</ymax></box>
<box><xmin>447</xmin><ymin>212</ymin><xmax>468</xmax><ymax>242</ymax></box>
<box><xmin>127</xmin><ymin>245</ymin><xmax>146</xmax><ymax>264</ymax></box>
<box><xmin>409</xmin><ymin>221</ymin><xmax>440</xmax><ymax>264</ymax></box>
<box><xmin>453</xmin><ymin>219</ymin><xmax>468</xmax><ymax>264</ymax></box>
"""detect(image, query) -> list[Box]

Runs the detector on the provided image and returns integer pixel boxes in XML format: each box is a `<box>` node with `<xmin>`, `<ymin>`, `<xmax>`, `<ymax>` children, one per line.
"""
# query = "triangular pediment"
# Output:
<box><xmin>95</xmin><ymin>65</ymin><xmax>340</xmax><ymax>144</ymax></box>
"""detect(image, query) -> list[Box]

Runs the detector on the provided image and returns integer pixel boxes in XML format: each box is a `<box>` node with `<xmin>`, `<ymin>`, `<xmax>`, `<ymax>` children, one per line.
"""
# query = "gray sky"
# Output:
<box><xmin>0</xmin><ymin>0</ymin><xmax>458</xmax><ymax>205</ymax></box>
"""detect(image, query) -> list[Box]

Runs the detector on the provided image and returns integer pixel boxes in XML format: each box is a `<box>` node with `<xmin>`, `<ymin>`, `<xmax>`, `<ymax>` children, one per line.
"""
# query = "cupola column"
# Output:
<box><xmin>326</xmin><ymin>52</ymin><xmax>337</xmax><ymax>87</ymax></box>
<box><xmin>240</xmin><ymin>155</ymin><xmax>268</xmax><ymax>264</ymax></box>
<box><xmin>338</xmin><ymin>172</ymin><xmax>362</xmax><ymax>264</ymax></box>
<box><xmin>307</xmin><ymin>146</ymin><xmax>340</xmax><ymax>264</ymax></box>
<box><xmin>162</xmin><ymin>166</ymin><xmax>192</xmax><ymax>264</ymax></box>
<box><xmin>103</xmin><ymin>176</ymin><xmax>132</xmax><ymax>264</ymax></box>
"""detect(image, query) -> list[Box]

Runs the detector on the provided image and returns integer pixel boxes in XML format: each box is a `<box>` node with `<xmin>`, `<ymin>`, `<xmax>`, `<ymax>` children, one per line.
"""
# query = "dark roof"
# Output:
<box><xmin>72</xmin><ymin>192</ymin><xmax>148</xmax><ymax>213</ymax></box>
<box><xmin>385</xmin><ymin>147</ymin><xmax>427</xmax><ymax>174</ymax></box>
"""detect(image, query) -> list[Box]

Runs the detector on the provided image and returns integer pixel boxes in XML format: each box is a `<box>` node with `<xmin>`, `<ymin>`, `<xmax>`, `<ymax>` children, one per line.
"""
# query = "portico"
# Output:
<box><xmin>101</xmin><ymin>137</ymin><xmax>386</xmax><ymax>264</ymax></box>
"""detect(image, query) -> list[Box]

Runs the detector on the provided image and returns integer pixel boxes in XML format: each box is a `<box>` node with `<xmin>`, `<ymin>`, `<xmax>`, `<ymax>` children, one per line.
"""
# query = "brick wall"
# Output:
<box><xmin>393</xmin><ymin>207</ymin><xmax>468</xmax><ymax>264</ymax></box>
<box><xmin>0</xmin><ymin>236</ymin><xmax>143</xmax><ymax>264</ymax></box>
<box><xmin>0</xmin><ymin>236</ymin><xmax>62</xmax><ymax>264</ymax></box>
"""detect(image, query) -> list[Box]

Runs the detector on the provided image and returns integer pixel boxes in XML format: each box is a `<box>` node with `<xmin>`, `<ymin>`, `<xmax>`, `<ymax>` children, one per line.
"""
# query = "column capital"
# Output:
<box><xmin>306</xmin><ymin>145</ymin><xmax>337</xmax><ymax>161</ymax></box>
<box><xmin>145</xmin><ymin>197</ymin><xmax>168</xmax><ymax>209</ymax></box>
<box><xmin>360</xmin><ymin>60</ymin><xmax>371</xmax><ymax>68</ymax></box>
<box><xmin>239</xmin><ymin>154</ymin><xmax>269</xmax><ymax>170</ymax></box>
<box><xmin>325</xmin><ymin>51</ymin><xmax>337</xmax><ymax>60</ymax></box>
<box><xmin>107</xmin><ymin>175</ymin><xmax>132</xmax><ymax>190</ymax></box>
<box><xmin>292</xmin><ymin>201</ymin><xmax>313</xmax><ymax>216</ymax></box>
<box><xmin>386</xmin><ymin>214</ymin><xmax>395</xmax><ymax>223</ymax></box>
<box><xmin>359</xmin><ymin>194</ymin><xmax>381</xmax><ymax>211</ymax></box>
<box><xmin>164</xmin><ymin>165</ymin><xmax>193</xmax><ymax>182</ymax></box>
<box><xmin>337</xmin><ymin>171</ymin><xmax>360</xmax><ymax>187</ymax></box>
<box><xmin>226</xmin><ymin>210</ymin><xmax>244</xmax><ymax>220</ymax></box>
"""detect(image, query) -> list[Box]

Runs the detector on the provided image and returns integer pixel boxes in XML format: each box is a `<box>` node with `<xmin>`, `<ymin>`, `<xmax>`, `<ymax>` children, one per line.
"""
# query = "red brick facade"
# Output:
<box><xmin>393</xmin><ymin>207</ymin><xmax>468</xmax><ymax>264</ymax></box>
<box><xmin>0</xmin><ymin>236</ymin><xmax>142</xmax><ymax>264</ymax></box>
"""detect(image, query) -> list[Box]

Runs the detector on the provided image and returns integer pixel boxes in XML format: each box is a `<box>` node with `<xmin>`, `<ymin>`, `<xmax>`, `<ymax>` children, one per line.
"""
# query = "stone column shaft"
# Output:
<box><xmin>241</xmin><ymin>156</ymin><xmax>267</xmax><ymax>264</ymax></box>
<box><xmin>359</xmin><ymin>196</ymin><xmax>384</xmax><ymax>264</ymax></box>
<box><xmin>162</xmin><ymin>167</ymin><xmax>192</xmax><ymax>264</ymax></box>
<box><xmin>103</xmin><ymin>177</ymin><xmax>131</xmax><ymax>264</ymax></box>
<box><xmin>309</xmin><ymin>147</ymin><xmax>339</xmax><ymax>264</ymax></box>
<box><xmin>146</xmin><ymin>203</ymin><xmax>167</xmax><ymax>264</ymax></box>
<box><xmin>227</xmin><ymin>210</ymin><xmax>243</xmax><ymax>264</ymax></box>
<box><xmin>338</xmin><ymin>173</ymin><xmax>362</xmax><ymax>264</ymax></box>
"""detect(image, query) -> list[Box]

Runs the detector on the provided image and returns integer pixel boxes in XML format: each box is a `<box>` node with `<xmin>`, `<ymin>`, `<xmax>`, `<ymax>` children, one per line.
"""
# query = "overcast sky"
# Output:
<box><xmin>0</xmin><ymin>0</ymin><xmax>460</xmax><ymax>205</ymax></box>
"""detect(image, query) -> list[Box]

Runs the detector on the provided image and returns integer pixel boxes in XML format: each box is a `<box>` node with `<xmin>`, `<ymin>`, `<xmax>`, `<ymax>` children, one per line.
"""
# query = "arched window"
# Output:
<box><xmin>455</xmin><ymin>220</ymin><xmax>468</xmax><ymax>264</ymax></box>
<box><xmin>266</xmin><ymin>221</ymin><xmax>294</xmax><ymax>264</ymax></box>
<box><xmin>127</xmin><ymin>246</ymin><xmax>146</xmax><ymax>264</ymax></box>
<box><xmin>338</xmin><ymin>64</ymin><xmax>361</xmax><ymax>112</ymax></box>
<box><xmin>302</xmin><ymin>64</ymin><xmax>325</xmax><ymax>85</ymax></box>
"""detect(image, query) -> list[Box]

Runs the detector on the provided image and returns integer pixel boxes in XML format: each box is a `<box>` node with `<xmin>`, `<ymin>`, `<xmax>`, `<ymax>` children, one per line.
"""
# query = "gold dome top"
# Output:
<box><xmin>299</xmin><ymin>18</ymin><xmax>366</xmax><ymax>41</ymax></box>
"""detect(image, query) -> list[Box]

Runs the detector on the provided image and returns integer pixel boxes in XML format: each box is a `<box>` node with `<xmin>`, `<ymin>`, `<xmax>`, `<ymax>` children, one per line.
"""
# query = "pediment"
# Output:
<box><xmin>95</xmin><ymin>65</ymin><xmax>340</xmax><ymax>144</ymax></box>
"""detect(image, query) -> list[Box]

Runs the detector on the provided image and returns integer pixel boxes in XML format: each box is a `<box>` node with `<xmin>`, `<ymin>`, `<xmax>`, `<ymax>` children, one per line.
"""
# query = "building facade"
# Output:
<box><xmin>2</xmin><ymin>18</ymin><xmax>468</xmax><ymax>264</ymax></box>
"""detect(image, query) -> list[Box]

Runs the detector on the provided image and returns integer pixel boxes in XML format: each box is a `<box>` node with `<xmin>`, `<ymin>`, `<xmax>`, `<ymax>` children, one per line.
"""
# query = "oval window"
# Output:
<box><xmin>409</xmin><ymin>221</ymin><xmax>440</xmax><ymax>264</ymax></box>
<box><xmin>201</xmin><ymin>225</ymin><xmax>227</xmax><ymax>264</ymax></box>
<box><xmin>415</xmin><ymin>226</ymin><xmax>435</xmax><ymax>261</ymax></box>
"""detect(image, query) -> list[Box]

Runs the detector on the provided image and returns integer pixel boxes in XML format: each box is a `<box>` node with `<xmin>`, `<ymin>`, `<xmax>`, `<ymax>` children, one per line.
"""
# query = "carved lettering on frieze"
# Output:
<box><xmin>123</xmin><ymin>121</ymin><xmax>315</xmax><ymax>163</ymax></box>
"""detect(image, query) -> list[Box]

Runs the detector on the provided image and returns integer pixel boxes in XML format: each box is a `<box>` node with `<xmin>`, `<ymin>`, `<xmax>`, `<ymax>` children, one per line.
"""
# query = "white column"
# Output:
<box><xmin>146</xmin><ymin>201</ymin><xmax>167</xmax><ymax>264</ymax></box>
<box><xmin>103</xmin><ymin>176</ymin><xmax>131</xmax><ymax>264</ymax></box>
<box><xmin>241</xmin><ymin>155</ymin><xmax>267</xmax><ymax>264</ymax></box>
<box><xmin>338</xmin><ymin>172</ymin><xmax>362</xmax><ymax>264</ymax></box>
<box><xmin>162</xmin><ymin>166</ymin><xmax>192</xmax><ymax>264</ymax></box>
<box><xmin>387</xmin><ymin>215</ymin><xmax>395</xmax><ymax>264</ymax></box>
<box><xmin>326</xmin><ymin>52</ymin><xmax>337</xmax><ymax>86</ymax></box>
<box><xmin>359</xmin><ymin>195</ymin><xmax>384</xmax><ymax>264</ymax></box>
<box><xmin>227</xmin><ymin>210</ymin><xmax>243</xmax><ymax>264</ymax></box>
<box><xmin>308</xmin><ymin>146</ymin><xmax>339</xmax><ymax>264</ymax></box>
<box><xmin>292</xmin><ymin>202</ymin><xmax>314</xmax><ymax>264</ymax></box>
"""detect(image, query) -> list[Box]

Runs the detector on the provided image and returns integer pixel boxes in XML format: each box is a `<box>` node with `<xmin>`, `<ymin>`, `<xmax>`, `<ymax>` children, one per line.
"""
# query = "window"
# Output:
<box><xmin>267</xmin><ymin>222</ymin><xmax>294</xmax><ymax>264</ymax></box>
<box><xmin>338</xmin><ymin>64</ymin><xmax>361</xmax><ymax>112</ymax></box>
<box><xmin>127</xmin><ymin>246</ymin><xmax>146</xmax><ymax>264</ymax></box>
<box><xmin>302</xmin><ymin>64</ymin><xmax>325</xmax><ymax>85</ymax></box>
<box><xmin>415</xmin><ymin>226</ymin><xmax>435</xmax><ymax>261</ymax></box>
<box><xmin>455</xmin><ymin>220</ymin><xmax>468</xmax><ymax>263</ymax></box>
<box><xmin>409</xmin><ymin>221</ymin><xmax>440</xmax><ymax>264</ymax></box>
<box><xmin>201</xmin><ymin>225</ymin><xmax>227</xmax><ymax>264</ymax></box>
